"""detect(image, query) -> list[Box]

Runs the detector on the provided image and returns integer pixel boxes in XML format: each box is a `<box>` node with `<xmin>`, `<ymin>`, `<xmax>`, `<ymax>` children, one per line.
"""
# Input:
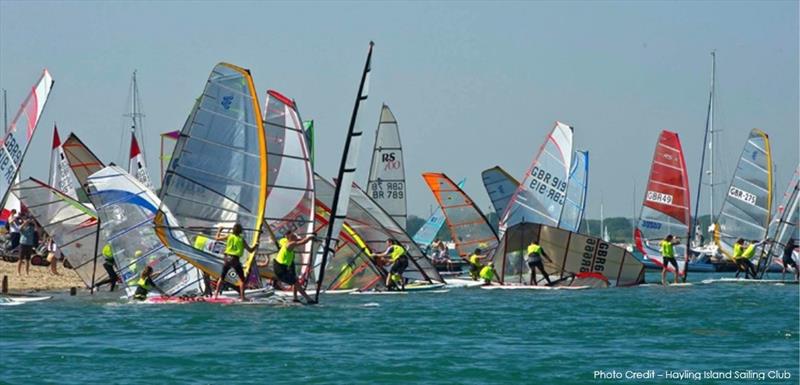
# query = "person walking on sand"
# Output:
<box><xmin>213</xmin><ymin>223</ymin><xmax>258</xmax><ymax>301</ymax></box>
<box><xmin>17</xmin><ymin>217</ymin><xmax>37</xmax><ymax>276</ymax></box>
<box><xmin>45</xmin><ymin>235</ymin><xmax>61</xmax><ymax>275</ymax></box>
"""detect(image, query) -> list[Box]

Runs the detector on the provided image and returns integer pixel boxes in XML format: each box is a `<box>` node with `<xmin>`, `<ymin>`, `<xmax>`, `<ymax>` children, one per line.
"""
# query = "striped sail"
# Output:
<box><xmin>634</xmin><ymin>131</ymin><xmax>691</xmax><ymax>273</ymax></box>
<box><xmin>155</xmin><ymin>62</ymin><xmax>268</xmax><ymax>286</ymax></box>
<box><xmin>481</xmin><ymin>166</ymin><xmax>519</xmax><ymax>218</ymax></box>
<box><xmin>715</xmin><ymin>129</ymin><xmax>773</xmax><ymax>259</ymax></box>
<box><xmin>366</xmin><ymin>104</ymin><xmax>407</xmax><ymax>229</ymax></box>
<box><xmin>48</xmin><ymin>125</ymin><xmax>78</xmax><ymax>199</ymax></box>
<box><xmin>492</xmin><ymin>222</ymin><xmax>645</xmax><ymax>287</ymax></box>
<box><xmin>128</xmin><ymin>134</ymin><xmax>154</xmax><ymax>189</ymax></box>
<box><xmin>11</xmin><ymin>178</ymin><xmax>106</xmax><ymax>288</ymax></box>
<box><xmin>159</xmin><ymin>130</ymin><xmax>180</xmax><ymax>183</ymax></box>
<box><xmin>315</xmin><ymin>42</ymin><xmax>374</xmax><ymax>299</ymax></box>
<box><xmin>0</xmin><ymin>69</ymin><xmax>54</xmax><ymax>210</ymax></box>
<box><xmin>760</xmin><ymin>165</ymin><xmax>799</xmax><ymax>274</ymax></box>
<box><xmin>498</xmin><ymin>122</ymin><xmax>574</xmax><ymax>237</ymax></box>
<box><xmin>86</xmin><ymin>166</ymin><xmax>204</xmax><ymax>298</ymax></box>
<box><xmin>559</xmin><ymin>150</ymin><xmax>589</xmax><ymax>232</ymax></box>
<box><xmin>62</xmin><ymin>133</ymin><xmax>105</xmax><ymax>188</ymax></box>
<box><xmin>263</xmin><ymin>90</ymin><xmax>315</xmax><ymax>279</ymax></box>
<box><xmin>412</xmin><ymin>178</ymin><xmax>466</xmax><ymax>247</ymax></box>
<box><xmin>423</xmin><ymin>172</ymin><xmax>498</xmax><ymax>258</ymax></box>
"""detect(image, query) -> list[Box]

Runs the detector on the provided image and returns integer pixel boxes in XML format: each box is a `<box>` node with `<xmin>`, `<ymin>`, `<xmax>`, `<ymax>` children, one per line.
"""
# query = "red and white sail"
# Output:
<box><xmin>128</xmin><ymin>133</ymin><xmax>153</xmax><ymax>189</ymax></box>
<box><xmin>633</xmin><ymin>130</ymin><xmax>691</xmax><ymax>274</ymax></box>
<box><xmin>48</xmin><ymin>125</ymin><xmax>77</xmax><ymax>199</ymax></box>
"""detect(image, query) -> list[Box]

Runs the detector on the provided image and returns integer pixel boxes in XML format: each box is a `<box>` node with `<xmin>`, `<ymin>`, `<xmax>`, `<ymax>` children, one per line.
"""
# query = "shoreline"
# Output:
<box><xmin>0</xmin><ymin>260</ymin><xmax>85</xmax><ymax>293</ymax></box>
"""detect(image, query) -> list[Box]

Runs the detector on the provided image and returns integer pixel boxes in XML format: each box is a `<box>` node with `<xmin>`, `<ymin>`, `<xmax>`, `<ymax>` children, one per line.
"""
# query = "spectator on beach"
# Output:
<box><xmin>17</xmin><ymin>217</ymin><xmax>36</xmax><ymax>275</ymax></box>
<box><xmin>7</xmin><ymin>209</ymin><xmax>20</xmax><ymax>252</ymax></box>
<box><xmin>45</xmin><ymin>235</ymin><xmax>61</xmax><ymax>275</ymax></box>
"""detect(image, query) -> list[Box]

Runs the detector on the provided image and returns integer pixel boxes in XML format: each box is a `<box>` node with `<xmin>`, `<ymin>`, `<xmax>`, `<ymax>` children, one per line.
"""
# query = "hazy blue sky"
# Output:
<box><xmin>1</xmin><ymin>1</ymin><xmax>797</xmax><ymax>220</ymax></box>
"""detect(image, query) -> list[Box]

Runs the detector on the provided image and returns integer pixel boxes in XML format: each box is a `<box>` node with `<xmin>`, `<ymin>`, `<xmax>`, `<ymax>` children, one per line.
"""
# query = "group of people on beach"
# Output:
<box><xmin>4</xmin><ymin>209</ymin><xmax>62</xmax><ymax>277</ymax></box>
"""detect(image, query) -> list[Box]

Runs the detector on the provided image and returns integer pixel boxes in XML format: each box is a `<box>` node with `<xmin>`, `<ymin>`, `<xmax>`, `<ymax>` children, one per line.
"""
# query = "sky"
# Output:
<box><xmin>0</xmin><ymin>1</ymin><xmax>797</xmax><ymax>220</ymax></box>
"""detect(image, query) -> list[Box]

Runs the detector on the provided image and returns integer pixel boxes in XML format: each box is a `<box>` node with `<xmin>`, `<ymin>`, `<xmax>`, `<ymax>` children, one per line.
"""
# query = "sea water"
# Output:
<box><xmin>1</xmin><ymin>272</ymin><xmax>798</xmax><ymax>385</ymax></box>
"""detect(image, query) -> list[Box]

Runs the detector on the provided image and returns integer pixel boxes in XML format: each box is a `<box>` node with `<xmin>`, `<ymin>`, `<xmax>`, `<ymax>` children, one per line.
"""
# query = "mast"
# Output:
<box><xmin>316</xmin><ymin>42</ymin><xmax>374</xmax><ymax>301</ymax></box>
<box><xmin>3</xmin><ymin>89</ymin><xmax>7</xmax><ymax>131</ymax></box>
<box><xmin>124</xmin><ymin>71</ymin><xmax>146</xmax><ymax>166</ymax></box>
<box><xmin>685</xmin><ymin>51</ymin><xmax>716</xmax><ymax>282</ymax></box>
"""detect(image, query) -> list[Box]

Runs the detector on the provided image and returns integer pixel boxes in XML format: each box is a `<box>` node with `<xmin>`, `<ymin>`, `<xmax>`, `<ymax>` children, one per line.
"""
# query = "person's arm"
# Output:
<box><xmin>150</xmin><ymin>278</ymin><xmax>166</xmax><ymax>296</ymax></box>
<box><xmin>288</xmin><ymin>235</ymin><xmax>314</xmax><ymax>248</ymax></box>
<box><xmin>541</xmin><ymin>249</ymin><xmax>553</xmax><ymax>263</ymax></box>
<box><xmin>373</xmin><ymin>246</ymin><xmax>393</xmax><ymax>259</ymax></box>
<box><xmin>245</xmin><ymin>242</ymin><xmax>260</xmax><ymax>253</ymax></box>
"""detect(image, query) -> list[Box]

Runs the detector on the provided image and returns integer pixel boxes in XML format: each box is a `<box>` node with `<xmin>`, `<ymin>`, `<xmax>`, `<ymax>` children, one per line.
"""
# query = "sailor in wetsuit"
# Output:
<box><xmin>213</xmin><ymin>223</ymin><xmax>258</xmax><ymax>301</ymax></box>
<box><xmin>526</xmin><ymin>241</ymin><xmax>553</xmax><ymax>286</ymax></box>
<box><xmin>782</xmin><ymin>238</ymin><xmax>799</xmax><ymax>281</ymax></box>
<box><xmin>373</xmin><ymin>239</ymin><xmax>409</xmax><ymax>290</ymax></box>
<box><xmin>270</xmin><ymin>231</ymin><xmax>316</xmax><ymax>304</ymax></box>
<box><xmin>659</xmin><ymin>234</ymin><xmax>681</xmax><ymax>285</ymax></box>
<box><xmin>132</xmin><ymin>266</ymin><xmax>165</xmax><ymax>301</ymax></box>
<box><xmin>467</xmin><ymin>248</ymin><xmax>487</xmax><ymax>281</ymax></box>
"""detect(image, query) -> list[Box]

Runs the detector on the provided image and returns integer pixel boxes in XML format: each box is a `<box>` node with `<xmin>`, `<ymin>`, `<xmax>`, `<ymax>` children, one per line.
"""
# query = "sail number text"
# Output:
<box><xmin>0</xmin><ymin>133</ymin><xmax>23</xmax><ymax>184</ymax></box>
<box><xmin>581</xmin><ymin>237</ymin><xmax>608</xmax><ymax>273</ymax></box>
<box><xmin>371</xmin><ymin>181</ymin><xmax>404</xmax><ymax>200</ymax></box>
<box><xmin>645</xmin><ymin>191</ymin><xmax>673</xmax><ymax>205</ymax></box>
<box><xmin>728</xmin><ymin>186</ymin><xmax>757</xmax><ymax>206</ymax></box>
<box><xmin>528</xmin><ymin>166</ymin><xmax>567</xmax><ymax>204</ymax></box>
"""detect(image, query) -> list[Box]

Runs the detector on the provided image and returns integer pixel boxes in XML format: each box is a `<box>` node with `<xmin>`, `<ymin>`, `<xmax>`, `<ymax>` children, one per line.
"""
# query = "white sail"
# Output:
<box><xmin>366</xmin><ymin>104</ymin><xmax>407</xmax><ymax>229</ymax></box>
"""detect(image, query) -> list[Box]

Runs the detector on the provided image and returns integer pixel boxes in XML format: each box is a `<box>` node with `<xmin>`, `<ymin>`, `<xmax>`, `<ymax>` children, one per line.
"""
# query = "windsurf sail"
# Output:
<box><xmin>47</xmin><ymin>125</ymin><xmax>78</xmax><ymax>199</ymax></box>
<box><xmin>559</xmin><ymin>150</ymin><xmax>589</xmax><ymax>232</ymax></box>
<box><xmin>86</xmin><ymin>166</ymin><xmax>203</xmax><ymax>298</ymax></box>
<box><xmin>366</xmin><ymin>104</ymin><xmax>407</xmax><ymax>229</ymax></box>
<box><xmin>422</xmin><ymin>172</ymin><xmax>498</xmax><ymax>258</ymax></box>
<box><xmin>412</xmin><ymin>178</ymin><xmax>466</xmax><ymax>247</ymax></box>
<box><xmin>760</xmin><ymin>165</ymin><xmax>799</xmax><ymax>276</ymax></box>
<box><xmin>10</xmin><ymin>178</ymin><xmax>106</xmax><ymax>288</ymax></box>
<box><xmin>714</xmin><ymin>129</ymin><xmax>773</xmax><ymax>260</ymax></box>
<box><xmin>0</xmin><ymin>69</ymin><xmax>54</xmax><ymax>210</ymax></box>
<box><xmin>155</xmin><ymin>62</ymin><xmax>268</xmax><ymax>286</ymax></box>
<box><xmin>263</xmin><ymin>89</ymin><xmax>315</xmax><ymax>279</ymax></box>
<box><xmin>481</xmin><ymin>166</ymin><xmax>519</xmax><ymax>218</ymax></box>
<box><xmin>315</xmin><ymin>42</ymin><xmax>374</xmax><ymax>300</ymax></box>
<box><xmin>633</xmin><ymin>131</ymin><xmax>691</xmax><ymax>274</ymax></box>
<box><xmin>492</xmin><ymin>222</ymin><xmax>645</xmax><ymax>287</ymax></box>
<box><xmin>159</xmin><ymin>130</ymin><xmax>180</xmax><ymax>183</ymax></box>
<box><xmin>128</xmin><ymin>133</ymin><xmax>154</xmax><ymax>189</ymax></box>
<box><xmin>303</xmin><ymin>120</ymin><xmax>314</xmax><ymax>167</ymax></box>
<box><xmin>62</xmin><ymin>133</ymin><xmax>105</xmax><ymax>188</ymax></box>
<box><xmin>498</xmin><ymin>122</ymin><xmax>574</xmax><ymax>237</ymax></box>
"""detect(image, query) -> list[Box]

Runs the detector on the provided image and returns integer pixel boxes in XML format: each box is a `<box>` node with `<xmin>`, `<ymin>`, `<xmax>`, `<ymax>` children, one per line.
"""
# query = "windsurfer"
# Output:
<box><xmin>374</xmin><ymin>239</ymin><xmax>409</xmax><ymax>290</ymax></box>
<box><xmin>781</xmin><ymin>238</ymin><xmax>799</xmax><ymax>281</ymax></box>
<box><xmin>133</xmin><ymin>266</ymin><xmax>164</xmax><ymax>301</ymax></box>
<box><xmin>526</xmin><ymin>241</ymin><xmax>553</xmax><ymax>286</ymax></box>
<box><xmin>479</xmin><ymin>264</ymin><xmax>495</xmax><ymax>285</ymax></box>
<box><xmin>732</xmin><ymin>238</ymin><xmax>758</xmax><ymax>279</ymax></box>
<box><xmin>266</xmin><ymin>231</ymin><xmax>316</xmax><ymax>304</ymax></box>
<box><xmin>660</xmin><ymin>235</ymin><xmax>681</xmax><ymax>285</ymax></box>
<box><xmin>467</xmin><ymin>248</ymin><xmax>487</xmax><ymax>280</ymax></box>
<box><xmin>213</xmin><ymin>223</ymin><xmax>258</xmax><ymax>301</ymax></box>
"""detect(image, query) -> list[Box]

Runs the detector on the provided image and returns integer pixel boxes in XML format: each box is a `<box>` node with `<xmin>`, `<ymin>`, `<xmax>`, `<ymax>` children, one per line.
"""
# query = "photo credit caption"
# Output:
<box><xmin>592</xmin><ymin>369</ymin><xmax>793</xmax><ymax>381</ymax></box>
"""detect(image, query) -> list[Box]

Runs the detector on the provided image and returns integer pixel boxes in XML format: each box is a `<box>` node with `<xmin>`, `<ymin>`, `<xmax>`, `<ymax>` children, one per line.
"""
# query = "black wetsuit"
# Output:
<box><xmin>783</xmin><ymin>242</ymin><xmax>798</xmax><ymax>268</ymax></box>
<box><xmin>527</xmin><ymin>252</ymin><xmax>552</xmax><ymax>285</ymax></box>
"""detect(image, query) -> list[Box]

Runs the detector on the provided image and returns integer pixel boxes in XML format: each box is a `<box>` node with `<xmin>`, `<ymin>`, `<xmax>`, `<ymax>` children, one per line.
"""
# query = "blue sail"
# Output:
<box><xmin>412</xmin><ymin>178</ymin><xmax>466</xmax><ymax>246</ymax></box>
<box><xmin>559</xmin><ymin>150</ymin><xmax>589</xmax><ymax>232</ymax></box>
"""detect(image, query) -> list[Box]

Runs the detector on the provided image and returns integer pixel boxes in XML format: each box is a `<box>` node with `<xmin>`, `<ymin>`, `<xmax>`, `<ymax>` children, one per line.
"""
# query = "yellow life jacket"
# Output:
<box><xmin>527</xmin><ymin>243</ymin><xmax>542</xmax><ymax>256</ymax></box>
<box><xmin>193</xmin><ymin>235</ymin><xmax>209</xmax><ymax>250</ymax></box>
<box><xmin>479</xmin><ymin>265</ymin><xmax>494</xmax><ymax>281</ymax></box>
<box><xmin>275</xmin><ymin>237</ymin><xmax>295</xmax><ymax>266</ymax></box>
<box><xmin>102</xmin><ymin>244</ymin><xmax>114</xmax><ymax>262</ymax></box>
<box><xmin>742</xmin><ymin>244</ymin><xmax>757</xmax><ymax>258</ymax></box>
<box><xmin>390</xmin><ymin>244</ymin><xmax>406</xmax><ymax>262</ymax></box>
<box><xmin>224</xmin><ymin>234</ymin><xmax>245</xmax><ymax>257</ymax></box>
<box><xmin>660</xmin><ymin>240</ymin><xmax>675</xmax><ymax>258</ymax></box>
<box><xmin>733</xmin><ymin>243</ymin><xmax>745</xmax><ymax>260</ymax></box>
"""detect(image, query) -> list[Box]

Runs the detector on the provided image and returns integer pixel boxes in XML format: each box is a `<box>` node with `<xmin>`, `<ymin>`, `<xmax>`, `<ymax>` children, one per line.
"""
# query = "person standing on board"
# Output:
<box><xmin>781</xmin><ymin>238</ymin><xmax>799</xmax><ymax>281</ymax></box>
<box><xmin>132</xmin><ymin>266</ymin><xmax>165</xmax><ymax>301</ymax></box>
<box><xmin>16</xmin><ymin>217</ymin><xmax>37</xmax><ymax>276</ymax></box>
<box><xmin>213</xmin><ymin>223</ymin><xmax>257</xmax><ymax>301</ymax></box>
<box><xmin>373</xmin><ymin>239</ymin><xmax>409</xmax><ymax>291</ymax></box>
<box><xmin>732</xmin><ymin>238</ymin><xmax>758</xmax><ymax>279</ymax></box>
<box><xmin>96</xmin><ymin>244</ymin><xmax>120</xmax><ymax>291</ymax></box>
<box><xmin>268</xmin><ymin>231</ymin><xmax>316</xmax><ymax>303</ymax></box>
<box><xmin>659</xmin><ymin>235</ymin><xmax>681</xmax><ymax>285</ymax></box>
<box><xmin>526</xmin><ymin>241</ymin><xmax>553</xmax><ymax>286</ymax></box>
<box><xmin>467</xmin><ymin>248</ymin><xmax>488</xmax><ymax>281</ymax></box>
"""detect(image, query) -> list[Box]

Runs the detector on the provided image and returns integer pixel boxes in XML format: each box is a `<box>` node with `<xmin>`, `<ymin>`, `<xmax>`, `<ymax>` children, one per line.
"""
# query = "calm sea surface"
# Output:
<box><xmin>1</xmin><ymin>272</ymin><xmax>798</xmax><ymax>385</ymax></box>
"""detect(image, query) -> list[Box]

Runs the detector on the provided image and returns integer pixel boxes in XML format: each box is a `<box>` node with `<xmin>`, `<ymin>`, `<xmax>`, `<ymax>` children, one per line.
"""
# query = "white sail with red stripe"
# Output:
<box><xmin>48</xmin><ymin>125</ymin><xmax>78</xmax><ymax>199</ymax></box>
<box><xmin>634</xmin><ymin>130</ymin><xmax>691</xmax><ymax>275</ymax></box>
<box><xmin>128</xmin><ymin>133</ymin><xmax>153</xmax><ymax>189</ymax></box>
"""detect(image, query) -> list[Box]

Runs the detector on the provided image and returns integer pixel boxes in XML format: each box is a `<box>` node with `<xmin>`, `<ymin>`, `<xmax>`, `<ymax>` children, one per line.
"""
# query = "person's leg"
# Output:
<box><xmin>215</xmin><ymin>261</ymin><xmax>232</xmax><ymax>298</ymax></box>
<box><xmin>17</xmin><ymin>247</ymin><xmax>23</xmax><ymax>275</ymax></box>
<box><xmin>670</xmin><ymin>259</ymin><xmax>680</xmax><ymax>283</ymax></box>
<box><xmin>233</xmin><ymin>262</ymin><xmax>246</xmax><ymax>300</ymax></box>
<box><xmin>538</xmin><ymin>262</ymin><xmax>552</xmax><ymax>285</ymax></box>
<box><xmin>661</xmin><ymin>265</ymin><xmax>668</xmax><ymax>286</ymax></box>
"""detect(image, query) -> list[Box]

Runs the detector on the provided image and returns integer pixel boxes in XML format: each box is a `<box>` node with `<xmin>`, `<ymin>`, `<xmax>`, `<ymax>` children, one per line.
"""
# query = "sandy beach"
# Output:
<box><xmin>0</xmin><ymin>260</ymin><xmax>85</xmax><ymax>293</ymax></box>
